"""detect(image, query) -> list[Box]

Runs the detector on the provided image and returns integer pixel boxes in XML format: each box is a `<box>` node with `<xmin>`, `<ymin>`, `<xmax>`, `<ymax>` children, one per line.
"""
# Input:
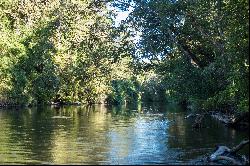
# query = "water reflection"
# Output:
<box><xmin>0</xmin><ymin>103</ymin><xmax>248</xmax><ymax>164</ymax></box>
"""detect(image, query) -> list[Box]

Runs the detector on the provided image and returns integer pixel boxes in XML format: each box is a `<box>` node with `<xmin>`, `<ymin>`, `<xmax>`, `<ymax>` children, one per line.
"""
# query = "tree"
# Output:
<box><xmin>116</xmin><ymin>0</ymin><xmax>249</xmax><ymax>112</ymax></box>
<box><xmin>0</xmin><ymin>0</ymin><xmax>136</xmax><ymax>105</ymax></box>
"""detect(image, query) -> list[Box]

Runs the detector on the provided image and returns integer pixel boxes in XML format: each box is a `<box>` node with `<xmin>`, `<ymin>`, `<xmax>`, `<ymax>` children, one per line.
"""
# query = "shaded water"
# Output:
<box><xmin>0</xmin><ymin>103</ymin><xmax>249</xmax><ymax>164</ymax></box>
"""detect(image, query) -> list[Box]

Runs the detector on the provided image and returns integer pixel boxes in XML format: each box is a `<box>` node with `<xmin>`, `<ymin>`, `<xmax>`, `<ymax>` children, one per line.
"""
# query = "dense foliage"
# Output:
<box><xmin>0</xmin><ymin>0</ymin><xmax>136</xmax><ymax>105</ymax></box>
<box><xmin>116</xmin><ymin>0</ymin><xmax>249</xmax><ymax>112</ymax></box>
<box><xmin>1</xmin><ymin>0</ymin><xmax>249</xmax><ymax>114</ymax></box>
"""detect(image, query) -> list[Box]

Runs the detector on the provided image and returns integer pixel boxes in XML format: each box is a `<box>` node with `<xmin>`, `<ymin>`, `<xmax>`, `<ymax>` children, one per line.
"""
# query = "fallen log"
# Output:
<box><xmin>208</xmin><ymin>140</ymin><xmax>249</xmax><ymax>165</ymax></box>
<box><xmin>230</xmin><ymin>140</ymin><xmax>250</xmax><ymax>154</ymax></box>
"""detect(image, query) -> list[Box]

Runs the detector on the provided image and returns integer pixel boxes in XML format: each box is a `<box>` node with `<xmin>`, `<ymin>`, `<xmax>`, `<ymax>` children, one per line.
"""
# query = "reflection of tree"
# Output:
<box><xmin>28</xmin><ymin>106</ymin><xmax>58</xmax><ymax>162</ymax></box>
<box><xmin>0</xmin><ymin>105</ymin><xmax>114</xmax><ymax>164</ymax></box>
<box><xmin>0</xmin><ymin>107</ymin><xmax>56</xmax><ymax>163</ymax></box>
<box><xmin>1</xmin><ymin>104</ymin><xmax>248</xmax><ymax>164</ymax></box>
<box><xmin>167</xmin><ymin>113</ymin><xmax>187</xmax><ymax>148</ymax></box>
<box><xmin>49</xmin><ymin>105</ymin><xmax>112</xmax><ymax>164</ymax></box>
<box><xmin>0</xmin><ymin>111</ymin><xmax>18</xmax><ymax>163</ymax></box>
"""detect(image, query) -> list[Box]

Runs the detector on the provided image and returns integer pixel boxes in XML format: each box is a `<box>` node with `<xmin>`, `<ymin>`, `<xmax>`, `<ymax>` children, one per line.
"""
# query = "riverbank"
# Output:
<box><xmin>0</xmin><ymin>100</ymin><xmax>92</xmax><ymax>108</ymax></box>
<box><xmin>210</xmin><ymin>111</ymin><xmax>249</xmax><ymax>130</ymax></box>
<box><xmin>185</xmin><ymin>110</ymin><xmax>249</xmax><ymax>130</ymax></box>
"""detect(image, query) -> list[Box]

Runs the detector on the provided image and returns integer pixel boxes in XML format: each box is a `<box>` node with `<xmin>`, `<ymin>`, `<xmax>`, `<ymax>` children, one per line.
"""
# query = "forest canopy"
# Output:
<box><xmin>0</xmin><ymin>0</ymin><xmax>249</xmax><ymax>113</ymax></box>
<box><xmin>114</xmin><ymin>0</ymin><xmax>249</xmax><ymax>112</ymax></box>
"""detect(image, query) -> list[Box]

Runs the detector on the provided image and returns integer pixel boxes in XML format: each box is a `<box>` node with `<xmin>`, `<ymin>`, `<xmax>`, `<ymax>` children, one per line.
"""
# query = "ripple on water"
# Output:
<box><xmin>0</xmin><ymin>105</ymin><xmax>249</xmax><ymax>164</ymax></box>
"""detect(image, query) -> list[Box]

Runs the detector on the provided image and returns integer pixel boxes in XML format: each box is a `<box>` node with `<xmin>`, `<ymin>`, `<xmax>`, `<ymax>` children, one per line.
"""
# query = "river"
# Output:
<box><xmin>0</xmin><ymin>103</ymin><xmax>248</xmax><ymax>164</ymax></box>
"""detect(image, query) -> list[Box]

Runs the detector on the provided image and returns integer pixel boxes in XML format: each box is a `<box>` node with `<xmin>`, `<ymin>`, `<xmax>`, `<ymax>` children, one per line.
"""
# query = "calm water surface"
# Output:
<box><xmin>0</xmin><ymin>103</ymin><xmax>249</xmax><ymax>164</ymax></box>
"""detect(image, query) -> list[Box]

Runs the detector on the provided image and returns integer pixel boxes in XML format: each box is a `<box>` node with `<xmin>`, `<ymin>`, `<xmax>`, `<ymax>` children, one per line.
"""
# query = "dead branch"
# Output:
<box><xmin>209</xmin><ymin>140</ymin><xmax>249</xmax><ymax>165</ymax></box>
<box><xmin>230</xmin><ymin>140</ymin><xmax>249</xmax><ymax>153</ymax></box>
<box><xmin>192</xmin><ymin>114</ymin><xmax>204</xmax><ymax>128</ymax></box>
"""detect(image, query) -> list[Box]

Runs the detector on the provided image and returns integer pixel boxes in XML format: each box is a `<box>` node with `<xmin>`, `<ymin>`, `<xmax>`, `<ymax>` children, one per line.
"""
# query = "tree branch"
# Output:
<box><xmin>230</xmin><ymin>140</ymin><xmax>249</xmax><ymax>154</ymax></box>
